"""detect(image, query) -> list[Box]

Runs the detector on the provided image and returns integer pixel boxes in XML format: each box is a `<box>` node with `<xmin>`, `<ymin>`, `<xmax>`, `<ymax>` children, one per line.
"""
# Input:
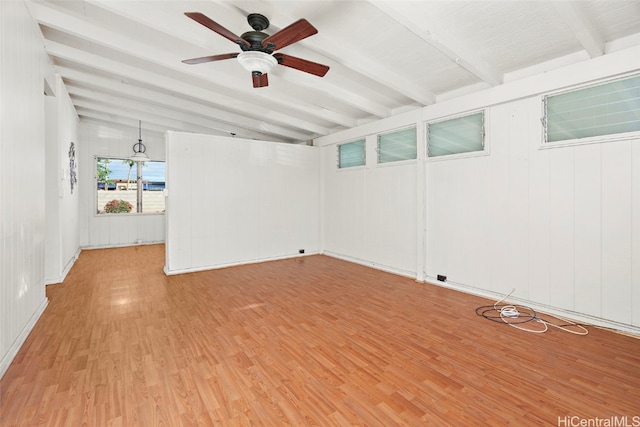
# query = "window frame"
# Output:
<box><xmin>541</xmin><ymin>72</ymin><xmax>640</xmax><ymax>149</ymax></box>
<box><xmin>426</xmin><ymin>110</ymin><xmax>488</xmax><ymax>161</ymax></box>
<box><xmin>337</xmin><ymin>138</ymin><xmax>366</xmax><ymax>169</ymax></box>
<box><xmin>94</xmin><ymin>155</ymin><xmax>166</xmax><ymax>216</ymax></box>
<box><xmin>376</xmin><ymin>125</ymin><xmax>417</xmax><ymax>165</ymax></box>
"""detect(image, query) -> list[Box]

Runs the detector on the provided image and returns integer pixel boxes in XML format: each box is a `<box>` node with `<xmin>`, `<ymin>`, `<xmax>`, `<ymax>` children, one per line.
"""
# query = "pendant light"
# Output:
<box><xmin>129</xmin><ymin>120</ymin><xmax>149</xmax><ymax>162</ymax></box>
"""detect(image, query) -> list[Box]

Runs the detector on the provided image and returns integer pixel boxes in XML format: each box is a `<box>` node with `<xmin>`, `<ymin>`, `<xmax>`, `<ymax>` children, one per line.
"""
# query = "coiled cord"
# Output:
<box><xmin>475</xmin><ymin>289</ymin><xmax>588</xmax><ymax>335</ymax></box>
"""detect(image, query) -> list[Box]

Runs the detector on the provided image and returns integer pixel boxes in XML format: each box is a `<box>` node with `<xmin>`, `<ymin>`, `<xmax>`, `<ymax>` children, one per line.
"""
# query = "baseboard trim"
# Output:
<box><xmin>45</xmin><ymin>247</ymin><xmax>81</xmax><ymax>285</ymax></box>
<box><xmin>423</xmin><ymin>276</ymin><xmax>640</xmax><ymax>337</ymax></box>
<box><xmin>82</xmin><ymin>240</ymin><xmax>165</xmax><ymax>251</ymax></box>
<box><xmin>322</xmin><ymin>251</ymin><xmax>417</xmax><ymax>280</ymax></box>
<box><xmin>61</xmin><ymin>247</ymin><xmax>81</xmax><ymax>281</ymax></box>
<box><xmin>164</xmin><ymin>252</ymin><xmax>318</xmax><ymax>276</ymax></box>
<box><xmin>0</xmin><ymin>297</ymin><xmax>49</xmax><ymax>380</ymax></box>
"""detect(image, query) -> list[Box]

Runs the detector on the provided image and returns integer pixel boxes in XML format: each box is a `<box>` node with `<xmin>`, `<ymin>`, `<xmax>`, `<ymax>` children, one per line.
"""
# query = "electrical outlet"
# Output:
<box><xmin>437</xmin><ymin>274</ymin><xmax>447</xmax><ymax>282</ymax></box>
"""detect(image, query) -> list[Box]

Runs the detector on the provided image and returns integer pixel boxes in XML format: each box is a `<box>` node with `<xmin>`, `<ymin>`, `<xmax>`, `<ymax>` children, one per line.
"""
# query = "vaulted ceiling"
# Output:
<box><xmin>29</xmin><ymin>0</ymin><xmax>640</xmax><ymax>144</ymax></box>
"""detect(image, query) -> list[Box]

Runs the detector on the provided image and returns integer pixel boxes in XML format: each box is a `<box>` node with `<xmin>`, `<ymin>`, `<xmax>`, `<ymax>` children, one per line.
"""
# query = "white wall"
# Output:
<box><xmin>425</xmin><ymin>100</ymin><xmax>640</xmax><ymax>330</ymax></box>
<box><xmin>165</xmin><ymin>132</ymin><xmax>319</xmax><ymax>274</ymax></box>
<box><xmin>320</xmin><ymin>121</ymin><xmax>422</xmax><ymax>277</ymax></box>
<box><xmin>78</xmin><ymin>120</ymin><xmax>165</xmax><ymax>248</ymax></box>
<box><xmin>44</xmin><ymin>75</ymin><xmax>80</xmax><ymax>284</ymax></box>
<box><xmin>316</xmin><ymin>44</ymin><xmax>640</xmax><ymax>332</ymax></box>
<box><xmin>0</xmin><ymin>1</ymin><xmax>51</xmax><ymax>378</ymax></box>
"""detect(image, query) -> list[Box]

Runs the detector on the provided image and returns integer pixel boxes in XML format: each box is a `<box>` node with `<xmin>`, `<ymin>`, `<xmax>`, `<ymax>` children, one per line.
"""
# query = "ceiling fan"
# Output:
<box><xmin>182</xmin><ymin>12</ymin><xmax>330</xmax><ymax>88</ymax></box>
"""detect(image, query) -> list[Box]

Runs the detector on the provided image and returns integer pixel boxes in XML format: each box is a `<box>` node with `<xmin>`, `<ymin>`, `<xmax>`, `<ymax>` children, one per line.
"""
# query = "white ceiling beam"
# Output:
<box><xmin>28</xmin><ymin>1</ymin><xmax>356</xmax><ymax>129</ymax></box>
<box><xmin>57</xmin><ymin>66</ymin><xmax>309</xmax><ymax>141</ymax></box>
<box><xmin>370</xmin><ymin>1</ymin><xmax>502</xmax><ymax>87</ymax></box>
<box><xmin>77</xmin><ymin>111</ymin><xmax>181</xmax><ymax>137</ymax></box>
<box><xmin>552</xmin><ymin>1</ymin><xmax>605</xmax><ymax>58</ymax></box>
<box><xmin>222</xmin><ymin>1</ymin><xmax>436</xmax><ymax>106</ymax></box>
<box><xmin>73</xmin><ymin>98</ymin><xmax>231</xmax><ymax>137</ymax></box>
<box><xmin>87</xmin><ymin>0</ymin><xmax>391</xmax><ymax>119</ymax></box>
<box><xmin>85</xmin><ymin>0</ymin><xmax>219</xmax><ymax>52</ymax></box>
<box><xmin>314</xmin><ymin>48</ymin><xmax>434</xmax><ymax>105</ymax></box>
<box><xmin>282</xmin><ymin>70</ymin><xmax>392</xmax><ymax>118</ymax></box>
<box><xmin>67</xmin><ymin>85</ymin><xmax>286</xmax><ymax>142</ymax></box>
<box><xmin>43</xmin><ymin>40</ymin><xmax>332</xmax><ymax>137</ymax></box>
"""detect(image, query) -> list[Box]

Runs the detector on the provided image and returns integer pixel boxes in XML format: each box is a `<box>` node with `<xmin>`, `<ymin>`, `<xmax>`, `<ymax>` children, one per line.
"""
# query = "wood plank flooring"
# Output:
<box><xmin>1</xmin><ymin>245</ymin><xmax>639</xmax><ymax>426</ymax></box>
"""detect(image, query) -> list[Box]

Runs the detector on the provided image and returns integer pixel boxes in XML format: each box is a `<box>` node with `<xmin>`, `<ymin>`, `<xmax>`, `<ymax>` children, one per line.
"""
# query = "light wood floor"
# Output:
<box><xmin>1</xmin><ymin>245</ymin><xmax>639</xmax><ymax>426</ymax></box>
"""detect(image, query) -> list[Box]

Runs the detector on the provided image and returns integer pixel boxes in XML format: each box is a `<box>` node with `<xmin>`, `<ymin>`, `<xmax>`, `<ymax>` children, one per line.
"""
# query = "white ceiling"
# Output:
<box><xmin>28</xmin><ymin>0</ymin><xmax>640</xmax><ymax>144</ymax></box>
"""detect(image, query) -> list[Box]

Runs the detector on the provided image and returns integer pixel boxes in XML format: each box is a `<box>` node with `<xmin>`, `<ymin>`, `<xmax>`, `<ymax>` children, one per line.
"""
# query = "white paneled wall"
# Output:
<box><xmin>317</xmin><ymin>45</ymin><xmax>640</xmax><ymax>332</ymax></box>
<box><xmin>321</xmin><ymin>135</ymin><xmax>418</xmax><ymax>277</ymax></box>
<box><xmin>0</xmin><ymin>1</ymin><xmax>51</xmax><ymax>378</ymax></box>
<box><xmin>426</xmin><ymin>98</ymin><xmax>640</xmax><ymax>329</ymax></box>
<box><xmin>165</xmin><ymin>132</ymin><xmax>319</xmax><ymax>274</ymax></box>
<box><xmin>44</xmin><ymin>75</ymin><xmax>80</xmax><ymax>284</ymax></box>
<box><xmin>78</xmin><ymin>120</ymin><xmax>166</xmax><ymax>248</ymax></box>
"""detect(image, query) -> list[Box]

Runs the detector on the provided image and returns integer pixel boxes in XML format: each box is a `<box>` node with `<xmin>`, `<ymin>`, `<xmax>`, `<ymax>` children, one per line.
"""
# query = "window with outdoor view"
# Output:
<box><xmin>96</xmin><ymin>157</ymin><xmax>165</xmax><ymax>215</ymax></box>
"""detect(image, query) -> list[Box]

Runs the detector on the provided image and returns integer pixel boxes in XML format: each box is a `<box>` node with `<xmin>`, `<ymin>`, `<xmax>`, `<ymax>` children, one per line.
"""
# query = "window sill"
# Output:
<box><xmin>95</xmin><ymin>212</ymin><xmax>165</xmax><ymax>218</ymax></box>
<box><xmin>426</xmin><ymin>150</ymin><xmax>489</xmax><ymax>162</ymax></box>
<box><xmin>541</xmin><ymin>131</ymin><xmax>640</xmax><ymax>150</ymax></box>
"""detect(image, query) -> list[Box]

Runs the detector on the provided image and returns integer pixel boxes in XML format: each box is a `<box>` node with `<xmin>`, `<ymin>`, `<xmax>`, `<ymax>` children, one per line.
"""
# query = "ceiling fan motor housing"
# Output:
<box><xmin>247</xmin><ymin>13</ymin><xmax>269</xmax><ymax>31</ymax></box>
<box><xmin>240</xmin><ymin>31</ymin><xmax>271</xmax><ymax>52</ymax></box>
<box><xmin>241</xmin><ymin>14</ymin><xmax>277</xmax><ymax>52</ymax></box>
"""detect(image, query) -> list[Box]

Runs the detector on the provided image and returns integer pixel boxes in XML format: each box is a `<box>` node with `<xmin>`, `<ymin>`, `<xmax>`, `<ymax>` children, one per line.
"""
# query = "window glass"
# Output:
<box><xmin>96</xmin><ymin>157</ymin><xmax>165</xmax><ymax>214</ymax></box>
<box><xmin>338</xmin><ymin>139</ymin><xmax>366</xmax><ymax>168</ymax></box>
<box><xmin>428</xmin><ymin>112</ymin><xmax>484</xmax><ymax>157</ymax></box>
<box><xmin>378</xmin><ymin>127</ymin><xmax>417</xmax><ymax>163</ymax></box>
<box><xmin>545</xmin><ymin>74</ymin><xmax>640</xmax><ymax>142</ymax></box>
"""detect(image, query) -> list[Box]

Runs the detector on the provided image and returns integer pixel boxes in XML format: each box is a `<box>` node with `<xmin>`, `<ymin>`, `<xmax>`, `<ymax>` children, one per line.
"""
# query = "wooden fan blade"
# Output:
<box><xmin>252</xmin><ymin>73</ymin><xmax>269</xmax><ymax>88</ymax></box>
<box><xmin>261</xmin><ymin>19</ymin><xmax>317</xmax><ymax>51</ymax></box>
<box><xmin>274</xmin><ymin>53</ymin><xmax>329</xmax><ymax>77</ymax></box>
<box><xmin>185</xmin><ymin>12</ymin><xmax>250</xmax><ymax>48</ymax></box>
<box><xmin>182</xmin><ymin>53</ymin><xmax>239</xmax><ymax>64</ymax></box>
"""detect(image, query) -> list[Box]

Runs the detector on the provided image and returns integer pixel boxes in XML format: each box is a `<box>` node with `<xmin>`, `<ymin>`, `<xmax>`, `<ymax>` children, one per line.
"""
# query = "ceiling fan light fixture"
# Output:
<box><xmin>237</xmin><ymin>51</ymin><xmax>277</xmax><ymax>75</ymax></box>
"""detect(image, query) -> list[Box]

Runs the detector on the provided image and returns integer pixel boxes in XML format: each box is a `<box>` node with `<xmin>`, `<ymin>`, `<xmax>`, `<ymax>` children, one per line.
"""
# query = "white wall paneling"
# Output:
<box><xmin>415</xmin><ymin>122</ymin><xmax>427</xmax><ymax>282</ymax></box>
<box><xmin>527</xmin><ymin>121</ymin><xmax>551</xmax><ymax>306</ymax></box>
<box><xmin>44</xmin><ymin>96</ymin><xmax>61</xmax><ymax>283</ymax></box>
<box><xmin>425</xmin><ymin>140</ymin><xmax>495</xmax><ymax>289</ymax></box>
<box><xmin>505</xmin><ymin>103</ymin><xmax>531</xmax><ymax>300</ymax></box>
<box><xmin>423</xmin><ymin>97</ymin><xmax>640</xmax><ymax>332</ymax></box>
<box><xmin>318</xmin><ymin>109</ymin><xmax>422</xmax><ymax>278</ymax></box>
<box><xmin>165</xmin><ymin>132</ymin><xmax>320</xmax><ymax>274</ymax></box>
<box><xmin>633</xmin><ymin>141</ymin><xmax>640</xmax><ymax>327</ymax></box>
<box><xmin>547</xmin><ymin>146</ymin><xmax>575</xmax><ymax>311</ymax></box>
<box><xmin>600</xmin><ymin>142</ymin><xmax>633</xmax><ymax>325</ymax></box>
<box><xmin>321</xmin><ymin>134</ymin><xmax>418</xmax><ymax>278</ymax></box>
<box><xmin>78</xmin><ymin>120</ymin><xmax>166</xmax><ymax>248</ymax></box>
<box><xmin>317</xmin><ymin>44</ymin><xmax>640</xmax><ymax>333</ymax></box>
<box><xmin>487</xmin><ymin>104</ymin><xmax>511</xmax><ymax>295</ymax></box>
<box><xmin>44</xmin><ymin>75</ymin><xmax>80</xmax><ymax>284</ymax></box>
<box><xmin>573</xmin><ymin>143</ymin><xmax>602</xmax><ymax>317</ymax></box>
<box><xmin>0</xmin><ymin>1</ymin><xmax>51</xmax><ymax>378</ymax></box>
